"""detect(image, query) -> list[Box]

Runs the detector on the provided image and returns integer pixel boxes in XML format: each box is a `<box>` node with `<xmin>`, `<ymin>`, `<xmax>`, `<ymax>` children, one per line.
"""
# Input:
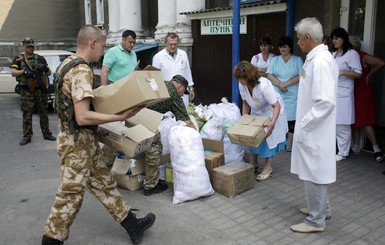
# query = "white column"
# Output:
<box><xmin>155</xmin><ymin>0</ymin><xmax>177</xmax><ymax>41</ymax></box>
<box><xmin>118</xmin><ymin>0</ymin><xmax>144</xmax><ymax>38</ymax></box>
<box><xmin>107</xmin><ymin>0</ymin><xmax>120</xmax><ymax>44</ymax></box>
<box><xmin>175</xmin><ymin>0</ymin><xmax>205</xmax><ymax>44</ymax></box>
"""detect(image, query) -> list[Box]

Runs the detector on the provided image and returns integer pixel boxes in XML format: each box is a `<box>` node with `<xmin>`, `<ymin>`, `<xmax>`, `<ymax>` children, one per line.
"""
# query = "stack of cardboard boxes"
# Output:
<box><xmin>94</xmin><ymin>67</ymin><xmax>169</xmax><ymax>191</ymax></box>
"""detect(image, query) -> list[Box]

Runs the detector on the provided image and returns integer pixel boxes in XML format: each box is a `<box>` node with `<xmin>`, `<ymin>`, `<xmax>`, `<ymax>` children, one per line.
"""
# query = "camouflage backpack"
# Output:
<box><xmin>54</xmin><ymin>57</ymin><xmax>96</xmax><ymax>140</ymax></box>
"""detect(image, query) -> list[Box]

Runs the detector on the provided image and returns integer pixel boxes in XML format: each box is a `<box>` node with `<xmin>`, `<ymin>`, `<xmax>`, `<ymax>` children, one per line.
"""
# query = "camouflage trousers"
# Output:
<box><xmin>19</xmin><ymin>88</ymin><xmax>52</xmax><ymax>139</ymax></box>
<box><xmin>43</xmin><ymin>130</ymin><xmax>130</xmax><ymax>241</ymax></box>
<box><xmin>144</xmin><ymin>132</ymin><xmax>163</xmax><ymax>190</ymax></box>
<box><xmin>101</xmin><ymin>144</ymin><xmax>118</xmax><ymax>170</ymax></box>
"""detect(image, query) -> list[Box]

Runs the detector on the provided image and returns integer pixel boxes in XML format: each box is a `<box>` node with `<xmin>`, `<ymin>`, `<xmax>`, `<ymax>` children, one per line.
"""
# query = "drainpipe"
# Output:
<box><xmin>232</xmin><ymin>0</ymin><xmax>240</xmax><ymax>106</ymax></box>
<box><xmin>286</xmin><ymin>0</ymin><xmax>295</xmax><ymax>38</ymax></box>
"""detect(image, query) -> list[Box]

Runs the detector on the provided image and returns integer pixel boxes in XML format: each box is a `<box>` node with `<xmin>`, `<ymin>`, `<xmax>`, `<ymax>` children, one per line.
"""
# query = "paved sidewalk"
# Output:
<box><xmin>1</xmin><ymin>93</ymin><xmax>385</xmax><ymax>245</ymax></box>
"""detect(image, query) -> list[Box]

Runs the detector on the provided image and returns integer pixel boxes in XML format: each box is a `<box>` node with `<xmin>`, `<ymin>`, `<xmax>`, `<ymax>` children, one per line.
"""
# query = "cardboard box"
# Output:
<box><xmin>212</xmin><ymin>161</ymin><xmax>255</xmax><ymax>198</ymax></box>
<box><xmin>98</xmin><ymin>109</ymin><xmax>163</xmax><ymax>158</ymax></box>
<box><xmin>113</xmin><ymin>173</ymin><xmax>145</xmax><ymax>191</ymax></box>
<box><xmin>125</xmin><ymin>108</ymin><xmax>163</xmax><ymax>133</ymax></box>
<box><xmin>98</xmin><ymin>121</ymin><xmax>155</xmax><ymax>158</ymax></box>
<box><xmin>202</xmin><ymin>138</ymin><xmax>225</xmax><ymax>183</ymax></box>
<box><xmin>227</xmin><ymin>115</ymin><xmax>271</xmax><ymax>147</ymax></box>
<box><xmin>93</xmin><ymin>70</ymin><xmax>170</xmax><ymax>114</ymax></box>
<box><xmin>111</xmin><ymin>155</ymin><xmax>145</xmax><ymax>175</ymax></box>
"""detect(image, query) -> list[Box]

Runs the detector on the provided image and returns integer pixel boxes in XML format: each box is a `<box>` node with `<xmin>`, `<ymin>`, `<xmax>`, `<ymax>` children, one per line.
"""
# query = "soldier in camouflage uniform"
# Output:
<box><xmin>41</xmin><ymin>25</ymin><xmax>155</xmax><ymax>245</ymax></box>
<box><xmin>144</xmin><ymin>74</ymin><xmax>196</xmax><ymax>196</ymax></box>
<box><xmin>11</xmin><ymin>37</ymin><xmax>56</xmax><ymax>145</ymax></box>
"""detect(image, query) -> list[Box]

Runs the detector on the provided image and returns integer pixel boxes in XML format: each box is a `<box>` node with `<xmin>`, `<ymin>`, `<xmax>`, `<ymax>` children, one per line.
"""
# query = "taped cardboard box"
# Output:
<box><xmin>98</xmin><ymin>121</ymin><xmax>154</xmax><ymax>158</ymax></box>
<box><xmin>113</xmin><ymin>174</ymin><xmax>145</xmax><ymax>191</ymax></box>
<box><xmin>227</xmin><ymin>115</ymin><xmax>271</xmax><ymax>147</ymax></box>
<box><xmin>212</xmin><ymin>161</ymin><xmax>255</xmax><ymax>198</ymax></box>
<box><xmin>202</xmin><ymin>138</ymin><xmax>225</xmax><ymax>183</ymax></box>
<box><xmin>93</xmin><ymin>70</ymin><xmax>170</xmax><ymax>114</ymax></box>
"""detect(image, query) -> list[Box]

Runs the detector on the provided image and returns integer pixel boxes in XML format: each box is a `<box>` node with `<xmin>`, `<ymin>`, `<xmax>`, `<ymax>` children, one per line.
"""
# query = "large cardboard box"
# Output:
<box><xmin>227</xmin><ymin>115</ymin><xmax>271</xmax><ymax>147</ymax></box>
<box><xmin>113</xmin><ymin>174</ymin><xmax>145</xmax><ymax>191</ymax></box>
<box><xmin>93</xmin><ymin>70</ymin><xmax>170</xmax><ymax>114</ymax></box>
<box><xmin>202</xmin><ymin>138</ymin><xmax>225</xmax><ymax>183</ymax></box>
<box><xmin>98</xmin><ymin>109</ymin><xmax>163</xmax><ymax>158</ymax></box>
<box><xmin>212</xmin><ymin>161</ymin><xmax>255</xmax><ymax>198</ymax></box>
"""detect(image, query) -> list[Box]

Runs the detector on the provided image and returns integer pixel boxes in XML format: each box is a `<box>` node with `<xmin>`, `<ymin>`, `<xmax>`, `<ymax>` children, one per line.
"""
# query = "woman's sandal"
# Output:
<box><xmin>256</xmin><ymin>172</ymin><xmax>273</xmax><ymax>182</ymax></box>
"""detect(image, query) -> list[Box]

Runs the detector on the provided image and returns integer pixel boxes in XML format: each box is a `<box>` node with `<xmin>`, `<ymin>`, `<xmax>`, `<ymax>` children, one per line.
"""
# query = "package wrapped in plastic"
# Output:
<box><xmin>187</xmin><ymin>103</ymin><xmax>212</xmax><ymax>131</ymax></box>
<box><xmin>168</xmin><ymin>125</ymin><xmax>214</xmax><ymax>204</ymax></box>
<box><xmin>200</xmin><ymin>117</ymin><xmax>224</xmax><ymax>141</ymax></box>
<box><xmin>207</xmin><ymin>98</ymin><xmax>241</xmax><ymax>124</ymax></box>
<box><xmin>223</xmin><ymin>133</ymin><xmax>245</xmax><ymax>164</ymax></box>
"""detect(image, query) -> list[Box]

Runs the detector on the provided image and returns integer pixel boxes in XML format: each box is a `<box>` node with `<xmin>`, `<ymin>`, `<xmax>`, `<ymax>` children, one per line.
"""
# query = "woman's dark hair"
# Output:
<box><xmin>278</xmin><ymin>36</ymin><xmax>293</xmax><ymax>54</ymax></box>
<box><xmin>259</xmin><ymin>36</ymin><xmax>272</xmax><ymax>46</ymax></box>
<box><xmin>330</xmin><ymin>27</ymin><xmax>352</xmax><ymax>55</ymax></box>
<box><xmin>233</xmin><ymin>61</ymin><xmax>260</xmax><ymax>87</ymax></box>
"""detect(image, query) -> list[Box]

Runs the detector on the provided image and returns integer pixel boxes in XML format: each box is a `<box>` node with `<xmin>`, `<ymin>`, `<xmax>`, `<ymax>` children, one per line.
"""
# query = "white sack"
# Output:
<box><xmin>168</xmin><ymin>125</ymin><xmax>214</xmax><ymax>204</ymax></box>
<box><xmin>158</xmin><ymin>116</ymin><xmax>177</xmax><ymax>154</ymax></box>
<box><xmin>200</xmin><ymin>117</ymin><xmax>224</xmax><ymax>141</ymax></box>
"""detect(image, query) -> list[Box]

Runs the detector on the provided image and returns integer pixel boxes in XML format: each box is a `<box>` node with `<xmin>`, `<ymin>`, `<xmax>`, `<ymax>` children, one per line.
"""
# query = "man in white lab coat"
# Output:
<box><xmin>290</xmin><ymin>17</ymin><xmax>339</xmax><ymax>233</ymax></box>
<box><xmin>152</xmin><ymin>32</ymin><xmax>195</xmax><ymax>107</ymax></box>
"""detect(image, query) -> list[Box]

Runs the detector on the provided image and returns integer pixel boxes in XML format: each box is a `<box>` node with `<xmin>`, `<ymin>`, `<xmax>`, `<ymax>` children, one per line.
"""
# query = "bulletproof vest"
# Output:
<box><xmin>17</xmin><ymin>54</ymin><xmax>39</xmax><ymax>87</ymax></box>
<box><xmin>54</xmin><ymin>57</ymin><xmax>98</xmax><ymax>140</ymax></box>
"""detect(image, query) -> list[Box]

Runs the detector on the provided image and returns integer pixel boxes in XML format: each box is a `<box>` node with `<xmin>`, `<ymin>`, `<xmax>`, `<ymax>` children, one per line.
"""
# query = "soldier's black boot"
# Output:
<box><xmin>121</xmin><ymin>211</ymin><xmax>156</xmax><ymax>244</ymax></box>
<box><xmin>41</xmin><ymin>235</ymin><xmax>63</xmax><ymax>245</ymax></box>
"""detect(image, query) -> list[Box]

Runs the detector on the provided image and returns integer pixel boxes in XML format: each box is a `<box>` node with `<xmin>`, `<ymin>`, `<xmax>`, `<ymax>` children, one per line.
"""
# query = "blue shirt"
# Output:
<box><xmin>103</xmin><ymin>44</ymin><xmax>137</xmax><ymax>82</ymax></box>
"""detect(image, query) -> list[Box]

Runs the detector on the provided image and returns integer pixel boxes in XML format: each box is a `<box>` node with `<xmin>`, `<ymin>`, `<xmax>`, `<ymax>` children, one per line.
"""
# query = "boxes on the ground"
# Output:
<box><xmin>202</xmin><ymin>138</ymin><xmax>225</xmax><ymax>183</ymax></box>
<box><xmin>113</xmin><ymin>174</ymin><xmax>145</xmax><ymax>191</ymax></box>
<box><xmin>98</xmin><ymin>109</ymin><xmax>163</xmax><ymax>158</ymax></box>
<box><xmin>227</xmin><ymin>115</ymin><xmax>271</xmax><ymax>147</ymax></box>
<box><xmin>212</xmin><ymin>161</ymin><xmax>255</xmax><ymax>198</ymax></box>
<box><xmin>111</xmin><ymin>155</ymin><xmax>146</xmax><ymax>191</ymax></box>
<box><xmin>93</xmin><ymin>69</ymin><xmax>170</xmax><ymax>114</ymax></box>
<box><xmin>111</xmin><ymin>155</ymin><xmax>145</xmax><ymax>175</ymax></box>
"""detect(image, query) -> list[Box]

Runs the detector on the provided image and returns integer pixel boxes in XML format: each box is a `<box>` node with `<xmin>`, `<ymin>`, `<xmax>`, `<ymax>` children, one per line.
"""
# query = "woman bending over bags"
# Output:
<box><xmin>233</xmin><ymin>61</ymin><xmax>288</xmax><ymax>181</ymax></box>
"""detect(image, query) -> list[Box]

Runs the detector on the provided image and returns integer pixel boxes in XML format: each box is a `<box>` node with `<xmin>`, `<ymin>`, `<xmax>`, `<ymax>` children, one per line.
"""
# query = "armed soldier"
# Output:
<box><xmin>11</xmin><ymin>37</ymin><xmax>56</xmax><ymax>145</ymax></box>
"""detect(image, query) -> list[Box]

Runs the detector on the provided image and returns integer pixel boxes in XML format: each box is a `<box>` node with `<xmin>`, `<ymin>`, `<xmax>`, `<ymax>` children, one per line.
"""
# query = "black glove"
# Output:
<box><xmin>36</xmin><ymin>63</ymin><xmax>49</xmax><ymax>73</ymax></box>
<box><xmin>23</xmin><ymin>70</ymin><xmax>35</xmax><ymax>78</ymax></box>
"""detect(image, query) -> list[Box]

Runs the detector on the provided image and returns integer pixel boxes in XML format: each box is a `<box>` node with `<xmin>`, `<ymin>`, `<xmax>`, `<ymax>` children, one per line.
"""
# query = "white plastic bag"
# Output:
<box><xmin>200</xmin><ymin>117</ymin><xmax>224</xmax><ymax>141</ymax></box>
<box><xmin>158</xmin><ymin>116</ymin><xmax>177</xmax><ymax>154</ymax></box>
<box><xmin>168</xmin><ymin>125</ymin><xmax>214</xmax><ymax>204</ymax></box>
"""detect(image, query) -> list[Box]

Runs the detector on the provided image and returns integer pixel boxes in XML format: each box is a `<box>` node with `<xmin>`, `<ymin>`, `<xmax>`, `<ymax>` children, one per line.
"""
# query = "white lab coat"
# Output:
<box><xmin>239</xmin><ymin>77</ymin><xmax>287</xmax><ymax>149</ymax></box>
<box><xmin>291</xmin><ymin>44</ymin><xmax>339</xmax><ymax>184</ymax></box>
<box><xmin>152</xmin><ymin>48</ymin><xmax>194</xmax><ymax>106</ymax></box>
<box><xmin>332</xmin><ymin>49</ymin><xmax>361</xmax><ymax>125</ymax></box>
<box><xmin>152</xmin><ymin>48</ymin><xmax>194</xmax><ymax>87</ymax></box>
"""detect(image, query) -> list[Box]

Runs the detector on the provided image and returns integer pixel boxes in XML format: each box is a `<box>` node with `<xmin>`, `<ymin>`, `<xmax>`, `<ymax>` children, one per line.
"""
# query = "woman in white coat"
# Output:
<box><xmin>330</xmin><ymin>27</ymin><xmax>362</xmax><ymax>161</ymax></box>
<box><xmin>291</xmin><ymin>17</ymin><xmax>339</xmax><ymax>233</ymax></box>
<box><xmin>233</xmin><ymin>61</ymin><xmax>287</xmax><ymax>181</ymax></box>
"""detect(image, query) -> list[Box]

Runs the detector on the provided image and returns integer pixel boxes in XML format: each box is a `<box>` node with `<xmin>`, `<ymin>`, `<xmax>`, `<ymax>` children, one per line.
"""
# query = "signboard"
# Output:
<box><xmin>201</xmin><ymin>16</ymin><xmax>247</xmax><ymax>35</ymax></box>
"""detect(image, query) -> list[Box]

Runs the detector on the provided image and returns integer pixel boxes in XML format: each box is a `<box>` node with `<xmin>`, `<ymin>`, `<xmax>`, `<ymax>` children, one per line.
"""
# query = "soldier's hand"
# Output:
<box><xmin>23</xmin><ymin>70</ymin><xmax>34</xmax><ymax>78</ymax></box>
<box><xmin>120</xmin><ymin>105</ymin><xmax>145</xmax><ymax>119</ymax></box>
<box><xmin>36</xmin><ymin>63</ymin><xmax>49</xmax><ymax>73</ymax></box>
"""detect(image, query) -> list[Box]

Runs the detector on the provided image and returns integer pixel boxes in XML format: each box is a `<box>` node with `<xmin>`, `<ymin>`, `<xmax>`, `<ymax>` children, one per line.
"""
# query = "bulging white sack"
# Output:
<box><xmin>168</xmin><ymin>125</ymin><xmax>214</xmax><ymax>204</ymax></box>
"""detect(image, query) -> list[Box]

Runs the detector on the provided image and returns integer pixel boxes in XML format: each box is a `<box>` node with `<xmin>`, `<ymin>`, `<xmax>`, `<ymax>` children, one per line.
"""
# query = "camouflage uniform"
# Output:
<box><xmin>144</xmin><ymin>82</ymin><xmax>190</xmax><ymax>189</ymax></box>
<box><xmin>11</xmin><ymin>54</ymin><xmax>52</xmax><ymax>139</ymax></box>
<box><xmin>43</xmin><ymin>56</ymin><xmax>130</xmax><ymax>241</ymax></box>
